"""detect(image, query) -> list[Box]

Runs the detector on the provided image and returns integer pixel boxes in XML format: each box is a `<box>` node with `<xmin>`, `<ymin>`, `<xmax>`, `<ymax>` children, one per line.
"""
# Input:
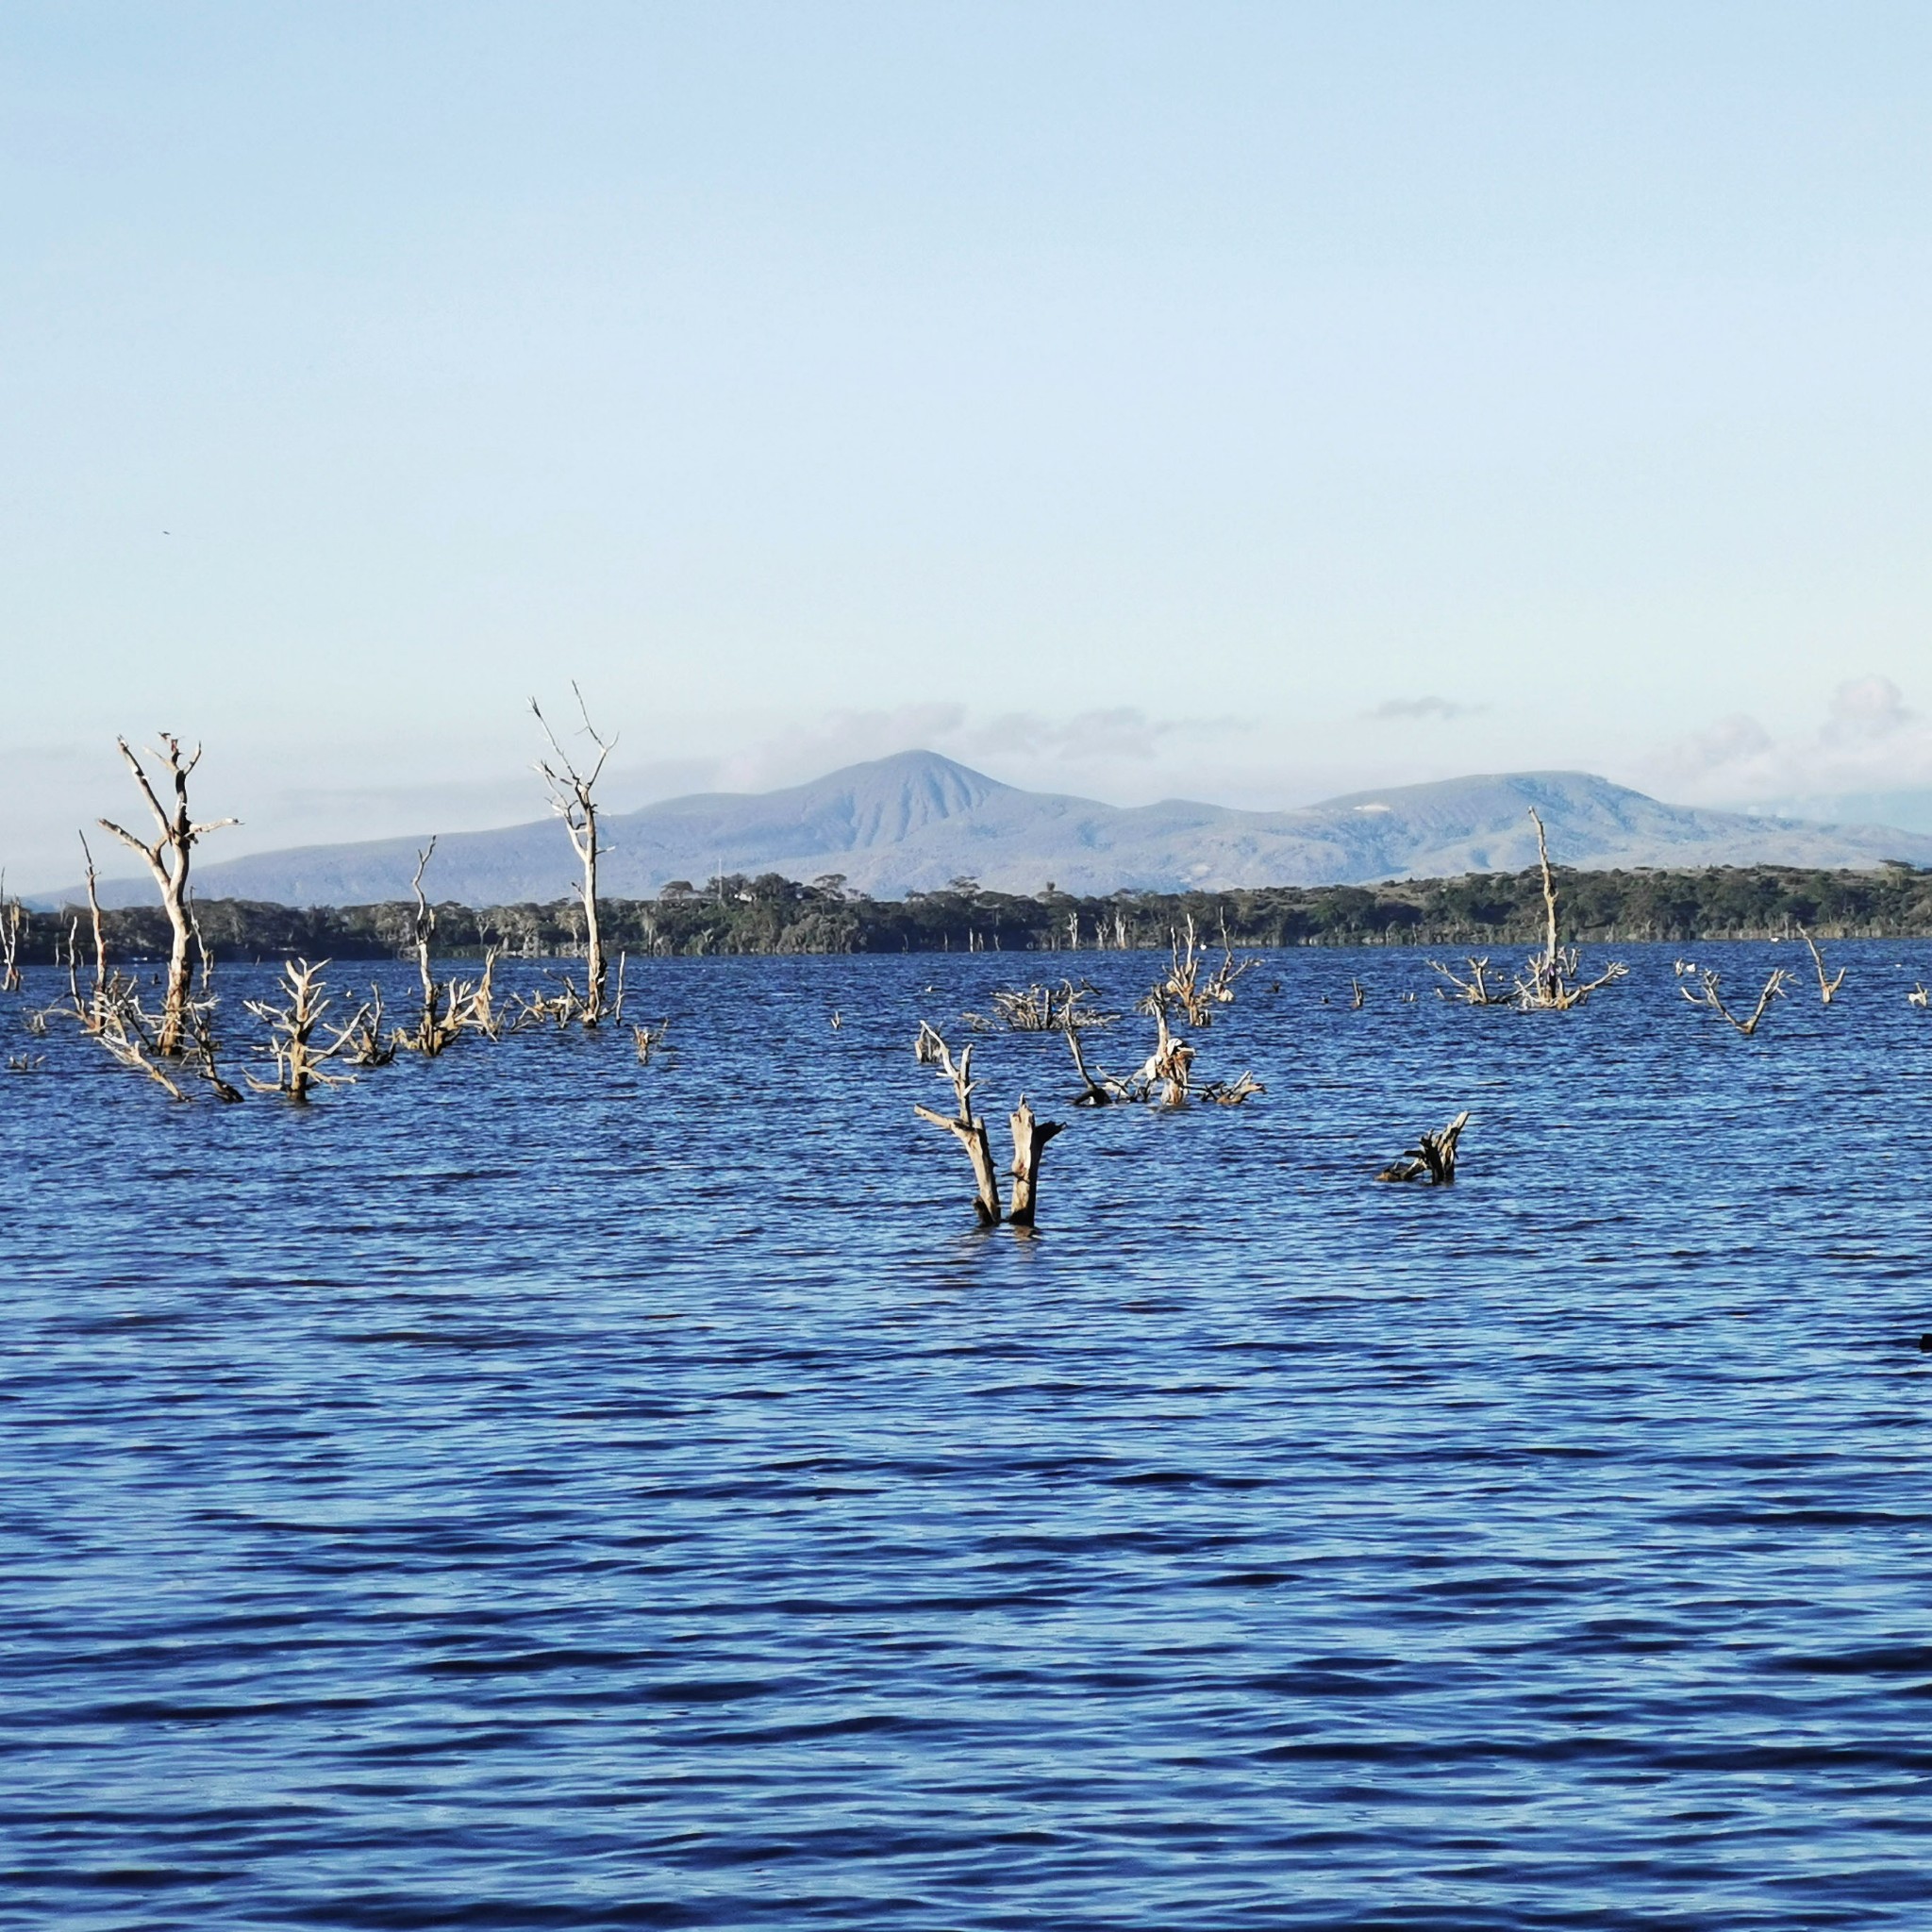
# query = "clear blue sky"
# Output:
<box><xmin>6</xmin><ymin>3</ymin><xmax>1932</xmax><ymax>885</ymax></box>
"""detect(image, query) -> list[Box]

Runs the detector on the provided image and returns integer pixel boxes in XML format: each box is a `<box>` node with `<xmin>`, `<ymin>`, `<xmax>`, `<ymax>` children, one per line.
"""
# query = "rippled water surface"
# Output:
<box><xmin>6</xmin><ymin>943</ymin><xmax>1932</xmax><ymax>1929</ymax></box>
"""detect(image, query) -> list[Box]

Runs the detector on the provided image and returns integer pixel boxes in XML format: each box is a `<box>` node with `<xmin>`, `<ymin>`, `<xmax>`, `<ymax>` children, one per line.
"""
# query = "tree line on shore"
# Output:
<box><xmin>7</xmin><ymin>858</ymin><xmax>1932</xmax><ymax>963</ymax></box>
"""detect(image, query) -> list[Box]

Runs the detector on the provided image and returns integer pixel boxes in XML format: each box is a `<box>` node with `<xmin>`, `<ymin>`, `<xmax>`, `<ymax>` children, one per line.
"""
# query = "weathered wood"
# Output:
<box><xmin>96</xmin><ymin>734</ymin><xmax>236</xmax><ymax>1055</ymax></box>
<box><xmin>1798</xmin><ymin>927</ymin><xmax>1846</xmax><ymax>1004</ymax></box>
<box><xmin>1429</xmin><ymin>955</ymin><xmax>1511</xmax><ymax>1005</ymax></box>
<box><xmin>0</xmin><ymin>872</ymin><xmax>21</xmax><ymax>993</ymax></box>
<box><xmin>1376</xmin><ymin>1109</ymin><xmax>1472</xmax><ymax>1184</ymax></box>
<box><xmin>1006</xmin><ymin>1098</ymin><xmax>1064</xmax><ymax>1226</ymax></box>
<box><xmin>532</xmin><ymin>685</ymin><xmax>614</xmax><ymax>1026</ymax></box>
<box><xmin>1514</xmin><ymin>808</ymin><xmax>1627</xmax><ymax>1009</ymax></box>
<box><xmin>244</xmin><ymin>958</ymin><xmax>353</xmax><ymax>1103</ymax></box>
<box><xmin>1680</xmin><ymin>966</ymin><xmax>1790</xmax><ymax>1036</ymax></box>
<box><xmin>913</xmin><ymin>1032</ymin><xmax>1004</xmax><ymax>1224</ymax></box>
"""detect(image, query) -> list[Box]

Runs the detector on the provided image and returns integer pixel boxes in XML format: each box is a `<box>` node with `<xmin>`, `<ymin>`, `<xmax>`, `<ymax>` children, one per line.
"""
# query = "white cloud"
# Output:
<box><xmin>1367</xmin><ymin>695</ymin><xmax>1478</xmax><ymax>722</ymax></box>
<box><xmin>1641</xmin><ymin>675</ymin><xmax>1932</xmax><ymax>805</ymax></box>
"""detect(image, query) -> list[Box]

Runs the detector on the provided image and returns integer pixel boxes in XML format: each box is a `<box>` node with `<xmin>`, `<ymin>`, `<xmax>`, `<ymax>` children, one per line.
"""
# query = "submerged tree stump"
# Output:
<box><xmin>1006</xmin><ymin>1099</ymin><xmax>1064</xmax><ymax>1227</ymax></box>
<box><xmin>1376</xmin><ymin>1110</ymin><xmax>1472</xmax><ymax>1185</ymax></box>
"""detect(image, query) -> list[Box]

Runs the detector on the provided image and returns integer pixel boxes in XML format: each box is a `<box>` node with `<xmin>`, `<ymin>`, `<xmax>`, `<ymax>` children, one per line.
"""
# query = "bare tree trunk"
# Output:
<box><xmin>914</xmin><ymin>1033</ymin><xmax>1005</xmax><ymax>1224</ymax></box>
<box><xmin>532</xmin><ymin>685</ymin><xmax>615</xmax><ymax>1026</ymax></box>
<box><xmin>1798</xmin><ymin>928</ymin><xmax>1846</xmax><ymax>1004</ymax></box>
<box><xmin>1006</xmin><ymin>1100</ymin><xmax>1063</xmax><ymax>1226</ymax></box>
<box><xmin>0</xmin><ymin>873</ymin><xmax>21</xmax><ymax>993</ymax></box>
<box><xmin>97</xmin><ymin>735</ymin><xmax>236</xmax><ymax>1055</ymax></box>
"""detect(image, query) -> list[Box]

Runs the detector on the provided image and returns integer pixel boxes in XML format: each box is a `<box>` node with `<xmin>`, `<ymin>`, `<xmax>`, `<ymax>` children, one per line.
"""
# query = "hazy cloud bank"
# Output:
<box><xmin>1641</xmin><ymin>676</ymin><xmax>1932</xmax><ymax>811</ymax></box>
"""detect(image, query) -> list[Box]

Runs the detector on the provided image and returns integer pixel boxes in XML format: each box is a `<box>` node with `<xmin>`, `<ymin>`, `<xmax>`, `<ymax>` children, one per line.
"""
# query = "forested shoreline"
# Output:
<box><xmin>13</xmin><ymin>860</ymin><xmax>1932</xmax><ymax>961</ymax></box>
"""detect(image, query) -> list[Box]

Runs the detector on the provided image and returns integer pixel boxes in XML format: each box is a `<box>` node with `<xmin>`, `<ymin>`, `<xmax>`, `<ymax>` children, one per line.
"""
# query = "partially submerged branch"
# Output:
<box><xmin>1377</xmin><ymin>1110</ymin><xmax>1471</xmax><ymax>1185</ymax></box>
<box><xmin>913</xmin><ymin>1031</ymin><xmax>1004</xmax><ymax>1224</ymax></box>
<box><xmin>1798</xmin><ymin>928</ymin><xmax>1846</xmax><ymax>1005</ymax></box>
<box><xmin>1430</xmin><ymin>957</ymin><xmax>1511</xmax><ymax>1006</ymax></box>
<box><xmin>1681</xmin><ymin>966</ymin><xmax>1791</xmax><ymax>1037</ymax></box>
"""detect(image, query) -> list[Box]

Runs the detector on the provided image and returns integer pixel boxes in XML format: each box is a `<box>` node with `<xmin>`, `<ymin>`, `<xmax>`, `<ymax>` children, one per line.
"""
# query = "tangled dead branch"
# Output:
<box><xmin>966</xmin><ymin>978</ymin><xmax>1121</xmax><ymax>1032</ymax></box>
<box><xmin>1376</xmin><ymin>1110</ymin><xmax>1471</xmax><ymax>1184</ymax></box>
<box><xmin>337</xmin><ymin>987</ymin><xmax>398</xmax><ymax>1067</ymax></box>
<box><xmin>392</xmin><ymin>842</ymin><xmax>496</xmax><ymax>1054</ymax></box>
<box><xmin>1681</xmin><ymin>966</ymin><xmax>1791</xmax><ymax>1036</ymax></box>
<box><xmin>1430</xmin><ymin>957</ymin><xmax>1512</xmax><ymax>1006</ymax></box>
<box><xmin>1146</xmin><ymin>916</ymin><xmax>1253</xmax><ymax>1026</ymax></box>
<box><xmin>244</xmin><ymin>958</ymin><xmax>356</xmax><ymax>1102</ymax></box>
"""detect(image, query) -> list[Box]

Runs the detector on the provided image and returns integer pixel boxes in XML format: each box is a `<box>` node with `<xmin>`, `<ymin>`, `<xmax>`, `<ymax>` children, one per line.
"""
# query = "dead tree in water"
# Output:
<box><xmin>913</xmin><ymin>1027</ymin><xmax>1068</xmax><ymax>1226</ymax></box>
<box><xmin>1798</xmin><ymin>928</ymin><xmax>1846</xmax><ymax>1005</ymax></box>
<box><xmin>1430</xmin><ymin>956</ymin><xmax>1512</xmax><ymax>1006</ymax></box>
<box><xmin>1377</xmin><ymin>1110</ymin><xmax>1471</xmax><ymax>1184</ymax></box>
<box><xmin>1005</xmin><ymin>1098</ymin><xmax>1064</xmax><ymax>1228</ymax></box>
<box><xmin>0</xmin><ymin>874</ymin><xmax>22</xmax><ymax>992</ymax></box>
<box><xmin>97</xmin><ymin>735</ymin><xmax>236</xmax><ymax>1055</ymax></box>
<box><xmin>1515</xmin><ymin>808</ymin><xmax>1626</xmax><ymax>1009</ymax></box>
<box><xmin>1156</xmin><ymin>916</ymin><xmax>1253</xmax><ymax>1026</ymax></box>
<box><xmin>337</xmin><ymin>986</ymin><xmax>398</xmax><ymax>1067</ymax></box>
<box><xmin>245</xmin><ymin>959</ymin><xmax>355</xmax><ymax>1102</ymax></box>
<box><xmin>394</xmin><ymin>841</ymin><xmax>494</xmax><ymax>1054</ymax></box>
<box><xmin>968</xmin><ymin>979</ymin><xmax>1119</xmax><ymax>1033</ymax></box>
<box><xmin>914</xmin><ymin>1032</ymin><xmax>1004</xmax><ymax>1224</ymax></box>
<box><xmin>1681</xmin><ymin>966</ymin><xmax>1791</xmax><ymax>1037</ymax></box>
<box><xmin>532</xmin><ymin>685</ymin><xmax>615</xmax><ymax>1025</ymax></box>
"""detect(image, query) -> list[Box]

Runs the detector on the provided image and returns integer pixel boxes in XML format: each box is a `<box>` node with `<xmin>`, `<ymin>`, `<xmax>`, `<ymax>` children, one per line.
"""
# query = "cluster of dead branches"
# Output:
<box><xmin>243</xmin><ymin>959</ymin><xmax>358</xmax><ymax>1101</ymax></box>
<box><xmin>1143</xmin><ymin>916</ymin><xmax>1253</xmax><ymax>1027</ymax></box>
<box><xmin>1429</xmin><ymin>956</ymin><xmax>1513</xmax><ymax>1006</ymax></box>
<box><xmin>965</xmin><ymin>978</ymin><xmax>1120</xmax><ymax>1032</ymax></box>
<box><xmin>1431</xmin><ymin>812</ymin><xmax>1627</xmax><ymax>1010</ymax></box>
<box><xmin>1046</xmin><ymin>924</ymin><xmax>1265</xmax><ymax>1110</ymax></box>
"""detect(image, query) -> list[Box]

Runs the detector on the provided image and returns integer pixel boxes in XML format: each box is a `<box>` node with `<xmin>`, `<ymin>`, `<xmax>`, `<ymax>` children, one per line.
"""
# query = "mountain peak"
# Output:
<box><xmin>50</xmin><ymin>758</ymin><xmax>1932</xmax><ymax>909</ymax></box>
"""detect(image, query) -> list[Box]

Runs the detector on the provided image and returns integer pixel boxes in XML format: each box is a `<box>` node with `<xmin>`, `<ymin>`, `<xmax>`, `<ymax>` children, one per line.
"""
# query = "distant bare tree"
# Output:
<box><xmin>97</xmin><ymin>735</ymin><xmax>236</xmax><ymax>1055</ymax></box>
<box><xmin>1515</xmin><ymin>809</ymin><xmax>1626</xmax><ymax>1009</ymax></box>
<box><xmin>1798</xmin><ymin>928</ymin><xmax>1846</xmax><ymax>1005</ymax></box>
<box><xmin>531</xmin><ymin>685</ymin><xmax>615</xmax><ymax>1025</ymax></box>
<box><xmin>1681</xmin><ymin>966</ymin><xmax>1791</xmax><ymax>1037</ymax></box>
<box><xmin>0</xmin><ymin>872</ymin><xmax>22</xmax><ymax>993</ymax></box>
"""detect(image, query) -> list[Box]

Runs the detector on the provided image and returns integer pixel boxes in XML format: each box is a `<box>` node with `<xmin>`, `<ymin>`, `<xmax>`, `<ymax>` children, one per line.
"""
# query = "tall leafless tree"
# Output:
<box><xmin>531</xmin><ymin>685</ymin><xmax>615</xmax><ymax>1026</ymax></box>
<box><xmin>97</xmin><ymin>736</ymin><xmax>236</xmax><ymax>1055</ymax></box>
<box><xmin>0</xmin><ymin>872</ymin><xmax>22</xmax><ymax>993</ymax></box>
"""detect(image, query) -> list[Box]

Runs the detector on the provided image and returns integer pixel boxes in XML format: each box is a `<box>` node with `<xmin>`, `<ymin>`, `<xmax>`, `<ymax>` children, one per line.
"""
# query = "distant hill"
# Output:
<box><xmin>53</xmin><ymin>749</ymin><xmax>1932</xmax><ymax>909</ymax></box>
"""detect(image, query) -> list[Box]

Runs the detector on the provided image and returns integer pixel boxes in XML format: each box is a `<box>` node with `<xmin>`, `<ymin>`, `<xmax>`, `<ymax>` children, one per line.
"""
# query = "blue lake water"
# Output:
<box><xmin>5</xmin><ymin>941</ymin><xmax>1932</xmax><ymax>1929</ymax></box>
